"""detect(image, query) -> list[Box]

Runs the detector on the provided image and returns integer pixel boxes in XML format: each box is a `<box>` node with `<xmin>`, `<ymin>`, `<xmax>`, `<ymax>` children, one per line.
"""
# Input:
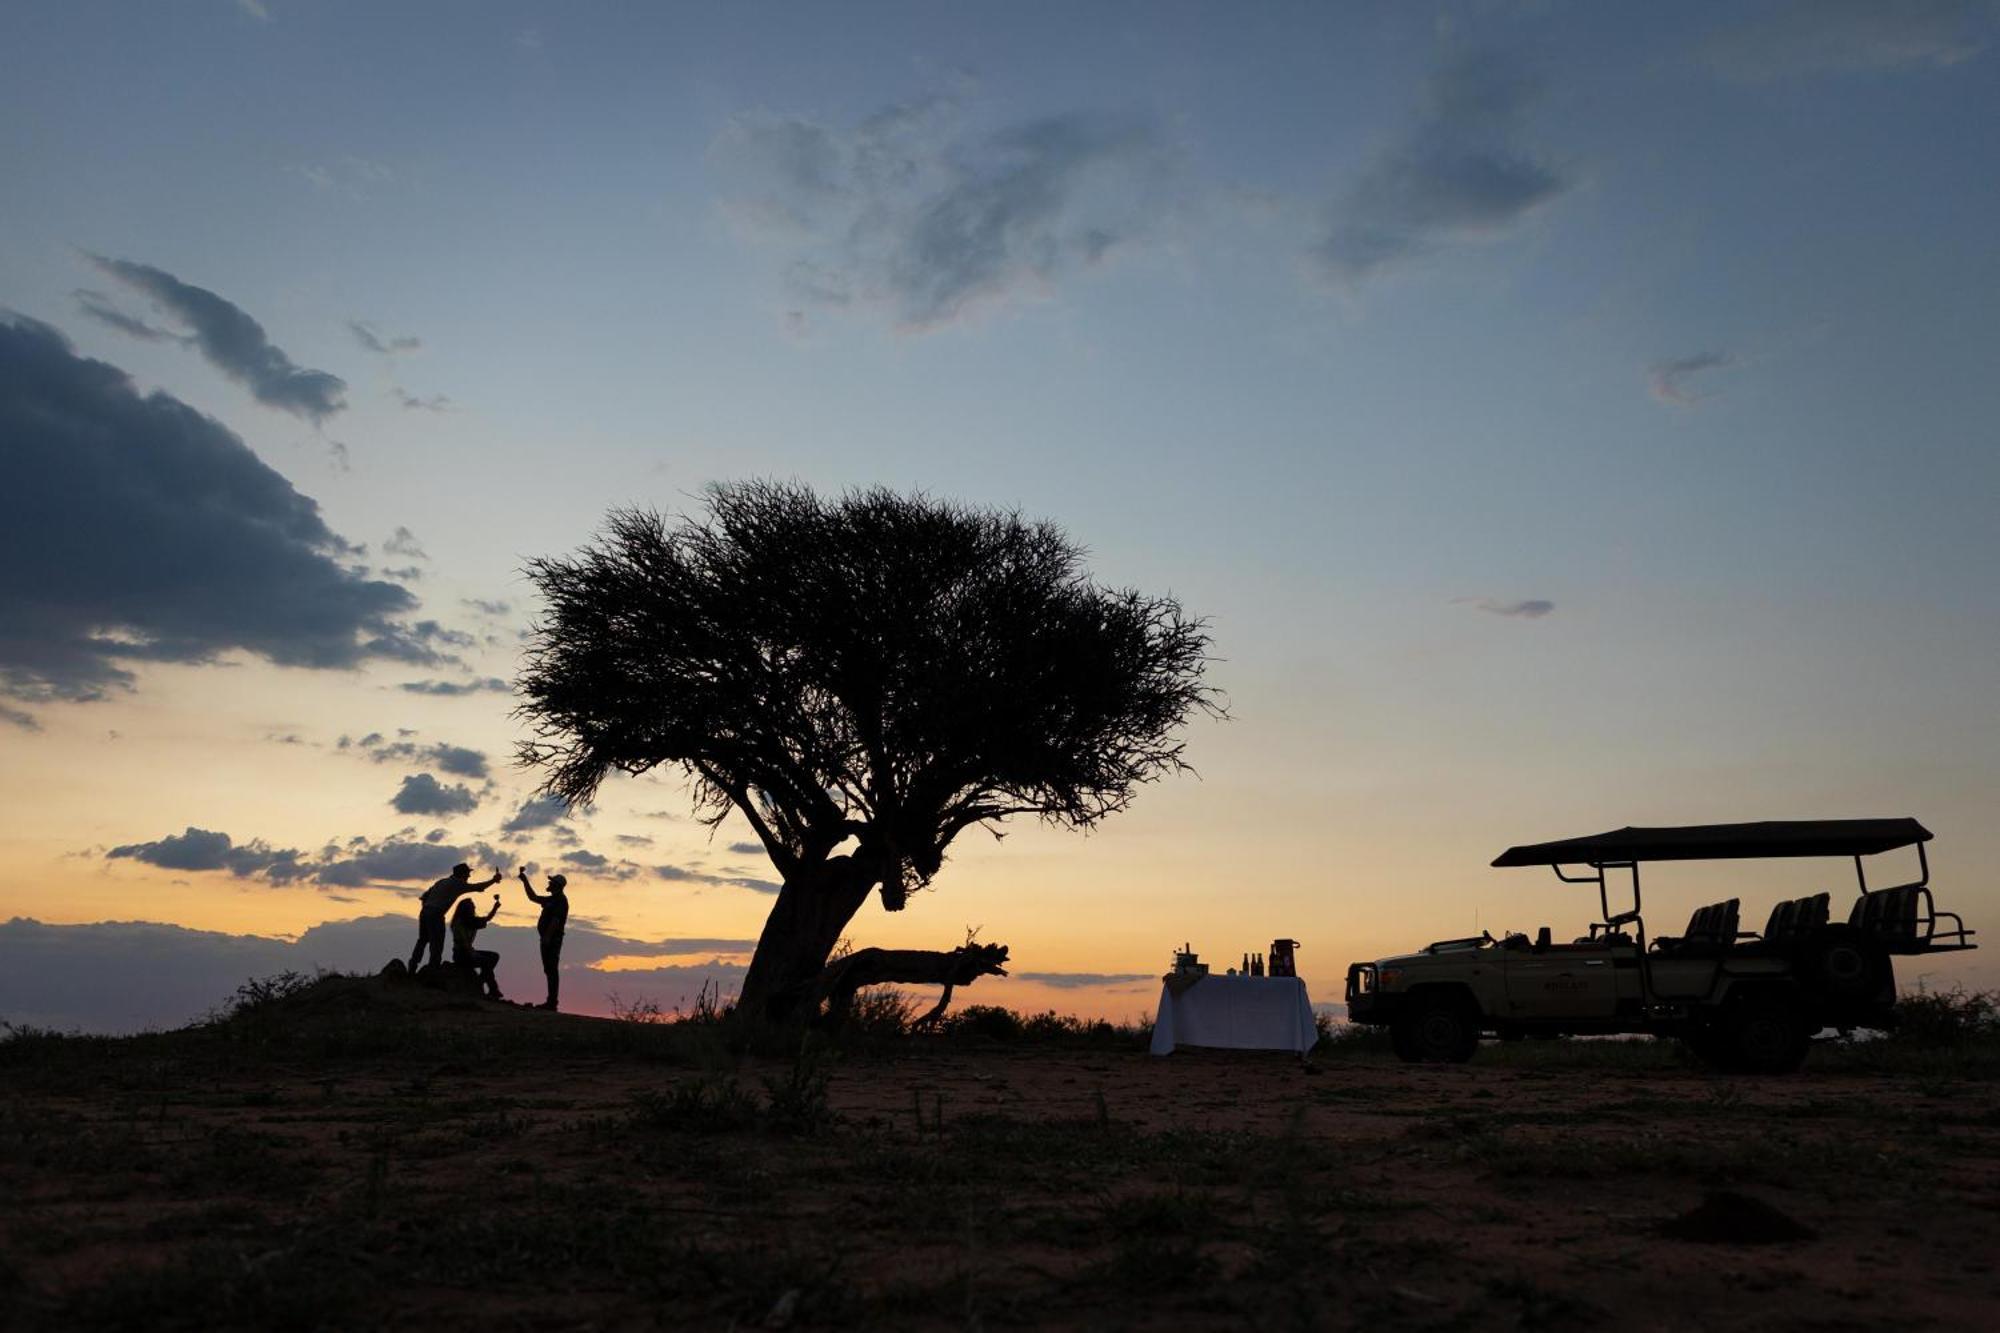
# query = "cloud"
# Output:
<box><xmin>73</xmin><ymin>289</ymin><xmax>189</xmax><ymax>344</ymax></box>
<box><xmin>0</xmin><ymin>315</ymin><xmax>445</xmax><ymax>715</ymax></box>
<box><xmin>86</xmin><ymin>256</ymin><xmax>347</xmax><ymax>423</ymax></box>
<box><xmin>1648</xmin><ymin>351</ymin><xmax>1734</xmax><ymax>406</ymax></box>
<box><xmin>236</xmin><ymin>0</ymin><xmax>271</xmax><ymax>22</ymax></box>
<box><xmin>1312</xmin><ymin>53</ymin><xmax>1570</xmax><ymax>284</ymax></box>
<box><xmin>349</xmin><ymin>736</ymin><xmax>489</xmax><ymax>778</ymax></box>
<box><xmin>348</xmin><ymin>320</ymin><xmax>422</xmax><ymax>355</ymax></box>
<box><xmin>654</xmin><ymin>863</ymin><xmax>781</xmax><ymax>895</ymax></box>
<box><xmin>310</xmin><ymin>835</ymin><xmax>499</xmax><ymax>888</ymax></box>
<box><xmin>725</xmin><ymin>841</ymin><xmax>763</xmax><ymax>856</ymax></box>
<box><xmin>463</xmin><ymin>599</ymin><xmax>511</xmax><ymax>617</ymax></box>
<box><xmin>0</xmin><ymin>915</ymin><xmax>747</xmax><ymax>1033</ymax></box>
<box><xmin>1705</xmin><ymin>0</ymin><xmax>1989</xmax><ymax>80</ymax></box>
<box><xmin>399</xmin><ymin>677</ymin><xmax>509</xmax><ymax>696</ymax></box>
<box><xmin>383</xmin><ymin>527</ymin><xmax>428</xmax><ymax>560</ymax></box>
<box><xmin>108</xmin><ymin>827</ymin><xmax>308</xmax><ymax>882</ymax></box>
<box><xmin>502</xmin><ymin>795</ymin><xmax>570</xmax><ymax>833</ymax></box>
<box><xmin>390</xmin><ymin>773</ymin><xmax>480</xmax><ymax>817</ymax></box>
<box><xmin>1014</xmin><ymin>971</ymin><xmax>1155</xmax><ymax>990</ymax></box>
<box><xmin>716</xmin><ymin>99</ymin><xmax>1177</xmax><ymax>331</ymax></box>
<box><xmin>1</xmin><ymin>703</ymin><xmax>39</xmax><ymax>730</ymax></box>
<box><xmin>391</xmin><ymin>388</ymin><xmax>452</xmax><ymax>412</ymax></box>
<box><xmin>1458</xmin><ymin>597</ymin><xmax>1555</xmax><ymax>619</ymax></box>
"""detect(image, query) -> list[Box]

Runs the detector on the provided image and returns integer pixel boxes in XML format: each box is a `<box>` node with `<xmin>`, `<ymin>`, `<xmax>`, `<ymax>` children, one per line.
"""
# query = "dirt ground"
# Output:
<box><xmin>3</xmin><ymin>988</ymin><xmax>1997</xmax><ymax>1330</ymax></box>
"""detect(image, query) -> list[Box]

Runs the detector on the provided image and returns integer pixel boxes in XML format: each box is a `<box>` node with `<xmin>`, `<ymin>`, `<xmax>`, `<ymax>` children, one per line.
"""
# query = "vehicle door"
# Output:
<box><xmin>1501</xmin><ymin>943</ymin><xmax>1621</xmax><ymax>1020</ymax></box>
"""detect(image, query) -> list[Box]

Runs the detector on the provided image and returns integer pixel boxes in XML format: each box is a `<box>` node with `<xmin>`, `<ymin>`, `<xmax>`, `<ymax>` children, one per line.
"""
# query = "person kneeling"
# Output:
<box><xmin>449</xmin><ymin>894</ymin><xmax>504</xmax><ymax>999</ymax></box>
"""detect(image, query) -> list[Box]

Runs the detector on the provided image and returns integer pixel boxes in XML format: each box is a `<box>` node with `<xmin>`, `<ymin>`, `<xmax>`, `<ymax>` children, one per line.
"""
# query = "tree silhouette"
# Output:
<box><xmin>517</xmin><ymin>482</ymin><xmax>1219</xmax><ymax>1023</ymax></box>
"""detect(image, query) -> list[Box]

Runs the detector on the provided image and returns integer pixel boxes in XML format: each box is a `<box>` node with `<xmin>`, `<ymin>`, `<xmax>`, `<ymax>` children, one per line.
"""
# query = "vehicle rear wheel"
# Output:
<box><xmin>1391</xmin><ymin>993</ymin><xmax>1480</xmax><ymax>1063</ymax></box>
<box><xmin>1716</xmin><ymin>994</ymin><xmax>1810</xmax><ymax>1074</ymax></box>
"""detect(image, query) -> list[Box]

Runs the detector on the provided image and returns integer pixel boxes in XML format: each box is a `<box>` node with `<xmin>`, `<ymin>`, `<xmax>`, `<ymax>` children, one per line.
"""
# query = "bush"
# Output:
<box><xmin>1889</xmin><ymin>986</ymin><xmax>1998</xmax><ymax>1046</ymax></box>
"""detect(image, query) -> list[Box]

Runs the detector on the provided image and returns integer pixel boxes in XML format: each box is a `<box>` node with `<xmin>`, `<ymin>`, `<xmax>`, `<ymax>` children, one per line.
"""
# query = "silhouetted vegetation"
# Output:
<box><xmin>516</xmin><ymin>482</ymin><xmax>1220</xmax><ymax>1022</ymax></box>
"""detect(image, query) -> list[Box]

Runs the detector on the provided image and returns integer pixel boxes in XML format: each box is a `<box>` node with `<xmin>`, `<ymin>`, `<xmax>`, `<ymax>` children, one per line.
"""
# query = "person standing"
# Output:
<box><xmin>520</xmin><ymin>867</ymin><xmax>570</xmax><ymax>1010</ymax></box>
<box><xmin>449</xmin><ymin>894</ymin><xmax>504</xmax><ymax>999</ymax></box>
<box><xmin>409</xmin><ymin>862</ymin><xmax>501</xmax><ymax>972</ymax></box>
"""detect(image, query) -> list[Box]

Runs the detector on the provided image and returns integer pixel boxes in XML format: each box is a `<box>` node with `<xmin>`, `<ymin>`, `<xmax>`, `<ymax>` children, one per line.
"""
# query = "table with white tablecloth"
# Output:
<box><xmin>1148</xmin><ymin>974</ymin><xmax>1318</xmax><ymax>1055</ymax></box>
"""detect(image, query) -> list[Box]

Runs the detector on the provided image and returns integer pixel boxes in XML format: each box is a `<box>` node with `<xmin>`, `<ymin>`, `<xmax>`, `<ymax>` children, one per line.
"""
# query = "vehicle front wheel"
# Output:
<box><xmin>1391</xmin><ymin>994</ymin><xmax>1481</xmax><ymax>1064</ymax></box>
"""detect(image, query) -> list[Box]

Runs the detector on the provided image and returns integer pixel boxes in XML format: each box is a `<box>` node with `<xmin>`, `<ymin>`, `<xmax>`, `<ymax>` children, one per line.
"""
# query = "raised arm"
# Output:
<box><xmin>481</xmin><ymin>895</ymin><xmax>501</xmax><ymax>924</ymax></box>
<box><xmin>478</xmin><ymin>870</ymin><xmax>504</xmax><ymax>889</ymax></box>
<box><xmin>519</xmin><ymin>867</ymin><xmax>546</xmax><ymax>903</ymax></box>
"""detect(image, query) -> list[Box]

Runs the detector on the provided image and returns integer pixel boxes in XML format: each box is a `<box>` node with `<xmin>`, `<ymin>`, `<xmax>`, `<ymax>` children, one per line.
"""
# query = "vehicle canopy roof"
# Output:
<box><xmin>1491</xmin><ymin>818</ymin><xmax>1931</xmax><ymax>868</ymax></box>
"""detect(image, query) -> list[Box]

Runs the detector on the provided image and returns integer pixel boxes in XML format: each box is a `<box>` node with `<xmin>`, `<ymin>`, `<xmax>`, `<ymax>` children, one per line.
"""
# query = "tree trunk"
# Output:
<box><xmin>735</xmin><ymin>857</ymin><xmax>878</xmax><ymax>1025</ymax></box>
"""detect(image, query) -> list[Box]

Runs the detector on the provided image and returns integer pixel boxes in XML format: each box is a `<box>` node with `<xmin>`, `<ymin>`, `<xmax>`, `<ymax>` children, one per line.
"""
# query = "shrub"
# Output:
<box><xmin>1890</xmin><ymin>986</ymin><xmax>1998</xmax><ymax>1046</ymax></box>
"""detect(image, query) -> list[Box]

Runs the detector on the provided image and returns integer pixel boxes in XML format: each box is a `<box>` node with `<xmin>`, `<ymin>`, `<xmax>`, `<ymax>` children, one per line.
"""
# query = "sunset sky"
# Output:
<box><xmin>4</xmin><ymin>1</ymin><xmax>1997</xmax><ymax>1032</ymax></box>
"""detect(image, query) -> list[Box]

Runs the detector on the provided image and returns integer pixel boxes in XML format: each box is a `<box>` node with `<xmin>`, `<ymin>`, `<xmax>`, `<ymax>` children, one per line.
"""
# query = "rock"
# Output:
<box><xmin>412</xmin><ymin>961</ymin><xmax>487</xmax><ymax>998</ymax></box>
<box><xmin>1658</xmin><ymin>1190</ymin><xmax>1818</xmax><ymax>1244</ymax></box>
<box><xmin>379</xmin><ymin>959</ymin><xmax>410</xmax><ymax>981</ymax></box>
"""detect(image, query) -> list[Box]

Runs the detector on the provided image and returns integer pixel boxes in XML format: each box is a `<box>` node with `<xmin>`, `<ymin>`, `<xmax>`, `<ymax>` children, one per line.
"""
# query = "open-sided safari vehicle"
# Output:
<box><xmin>1344</xmin><ymin>819</ymin><xmax>1977</xmax><ymax>1072</ymax></box>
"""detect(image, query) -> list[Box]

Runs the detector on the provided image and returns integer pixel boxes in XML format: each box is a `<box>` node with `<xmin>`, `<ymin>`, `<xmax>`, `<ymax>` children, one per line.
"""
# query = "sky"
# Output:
<box><xmin>3</xmin><ymin>1</ymin><xmax>1998</xmax><ymax>1032</ymax></box>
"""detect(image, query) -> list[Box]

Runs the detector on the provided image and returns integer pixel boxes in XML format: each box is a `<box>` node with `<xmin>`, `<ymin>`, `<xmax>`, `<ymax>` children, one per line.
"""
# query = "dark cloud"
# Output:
<box><xmin>0</xmin><ymin>315</ymin><xmax>444</xmax><ymax>715</ymax></box>
<box><xmin>105</xmin><ymin>823</ymin><xmax>507</xmax><ymax>890</ymax></box>
<box><xmin>725</xmin><ymin>841</ymin><xmax>763</xmax><ymax>856</ymax></box>
<box><xmin>615</xmin><ymin>833</ymin><xmax>654</xmax><ymax>847</ymax></box>
<box><xmin>1458</xmin><ymin>597</ymin><xmax>1555</xmax><ymax>619</ymax></box>
<box><xmin>463</xmin><ymin>599</ymin><xmax>512</xmax><ymax>618</ymax></box>
<box><xmin>1648</xmin><ymin>352</ymin><xmax>1734</xmax><ymax>406</ymax></box>
<box><xmin>1313</xmin><ymin>54</ymin><xmax>1569</xmax><ymax>284</ymax></box>
<box><xmin>0</xmin><ymin>915</ymin><xmax>747</xmax><ymax>1034</ymax></box>
<box><xmin>502</xmin><ymin>795</ymin><xmax>570</xmax><ymax>833</ymax></box>
<box><xmin>390</xmin><ymin>773</ymin><xmax>480</xmax><ymax>817</ymax></box>
<box><xmin>347</xmin><ymin>736</ymin><xmax>490</xmax><ymax>777</ymax></box>
<box><xmin>399</xmin><ymin>677</ymin><xmax>509</xmax><ymax>696</ymax></box>
<box><xmin>107</xmin><ymin>827</ymin><xmax>309</xmax><ymax>882</ymax></box>
<box><xmin>1705</xmin><ymin>0</ymin><xmax>1988</xmax><ymax>80</ymax></box>
<box><xmin>309</xmin><ymin>835</ymin><xmax>500</xmax><ymax>888</ymax></box>
<box><xmin>348</xmin><ymin>320</ymin><xmax>422</xmax><ymax>355</ymax></box>
<box><xmin>1014</xmin><ymin>971</ymin><xmax>1154</xmax><ymax>990</ymax></box>
<box><xmin>717</xmin><ymin>99</ymin><xmax>1176</xmax><ymax>331</ymax></box>
<box><xmin>411</xmin><ymin>620</ymin><xmax>476</xmax><ymax>650</ymax></box>
<box><xmin>2</xmin><ymin>703</ymin><xmax>39</xmax><ymax>731</ymax></box>
<box><xmin>654</xmin><ymin>864</ymin><xmax>781</xmax><ymax>895</ymax></box>
<box><xmin>564</xmin><ymin>849</ymin><xmax>611</xmax><ymax>868</ymax></box>
<box><xmin>87</xmin><ymin>256</ymin><xmax>347</xmax><ymax>422</ymax></box>
<box><xmin>73</xmin><ymin>289</ymin><xmax>189</xmax><ymax>344</ymax></box>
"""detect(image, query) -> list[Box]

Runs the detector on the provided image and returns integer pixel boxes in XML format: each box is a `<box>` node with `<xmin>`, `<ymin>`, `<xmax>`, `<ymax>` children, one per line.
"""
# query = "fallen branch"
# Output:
<box><xmin>810</xmin><ymin>943</ymin><xmax>1010</xmax><ymax>1030</ymax></box>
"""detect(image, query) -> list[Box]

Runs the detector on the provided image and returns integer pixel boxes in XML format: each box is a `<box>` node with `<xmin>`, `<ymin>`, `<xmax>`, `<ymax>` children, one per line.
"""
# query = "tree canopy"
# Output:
<box><xmin>517</xmin><ymin>481</ymin><xmax>1220</xmax><ymax>1019</ymax></box>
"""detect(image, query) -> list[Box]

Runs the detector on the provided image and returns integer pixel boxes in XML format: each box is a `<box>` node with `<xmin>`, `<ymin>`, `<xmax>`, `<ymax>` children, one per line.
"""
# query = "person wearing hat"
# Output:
<box><xmin>520</xmin><ymin>866</ymin><xmax>571</xmax><ymax>1010</ymax></box>
<box><xmin>409</xmin><ymin>861</ymin><xmax>503</xmax><ymax>973</ymax></box>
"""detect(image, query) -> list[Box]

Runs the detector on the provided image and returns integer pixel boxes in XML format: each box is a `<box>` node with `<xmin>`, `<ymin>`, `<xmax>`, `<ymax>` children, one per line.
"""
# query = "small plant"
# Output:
<box><xmin>607</xmin><ymin>992</ymin><xmax>670</xmax><ymax>1025</ymax></box>
<box><xmin>630</xmin><ymin>1075</ymin><xmax>761</xmax><ymax>1133</ymax></box>
<box><xmin>762</xmin><ymin>1039</ymin><xmax>836</xmax><ymax>1136</ymax></box>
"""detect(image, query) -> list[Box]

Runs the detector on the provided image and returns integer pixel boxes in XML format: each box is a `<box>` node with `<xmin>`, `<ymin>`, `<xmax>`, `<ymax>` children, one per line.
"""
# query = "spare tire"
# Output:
<box><xmin>1806</xmin><ymin>925</ymin><xmax>1888</xmax><ymax>1002</ymax></box>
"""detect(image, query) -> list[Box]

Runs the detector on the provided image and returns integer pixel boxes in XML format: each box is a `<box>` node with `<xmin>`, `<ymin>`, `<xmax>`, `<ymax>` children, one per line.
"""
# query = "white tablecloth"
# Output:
<box><xmin>1149</xmin><ymin>975</ymin><xmax>1318</xmax><ymax>1055</ymax></box>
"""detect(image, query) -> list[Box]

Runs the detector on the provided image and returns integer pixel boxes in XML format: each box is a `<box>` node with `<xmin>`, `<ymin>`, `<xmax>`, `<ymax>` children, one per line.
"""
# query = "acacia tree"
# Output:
<box><xmin>517</xmin><ymin>482</ymin><xmax>1219</xmax><ymax>1023</ymax></box>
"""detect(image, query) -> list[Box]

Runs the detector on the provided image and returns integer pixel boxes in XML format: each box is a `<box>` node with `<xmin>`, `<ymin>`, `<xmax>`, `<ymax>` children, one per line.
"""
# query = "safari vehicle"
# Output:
<box><xmin>1344</xmin><ymin>819</ymin><xmax>1977</xmax><ymax>1072</ymax></box>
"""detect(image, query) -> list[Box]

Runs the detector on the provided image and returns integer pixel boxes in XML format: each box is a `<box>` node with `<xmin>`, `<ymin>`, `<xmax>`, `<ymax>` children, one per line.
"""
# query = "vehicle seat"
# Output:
<box><xmin>1851</xmin><ymin>884</ymin><xmax>1927</xmax><ymax>946</ymax></box>
<box><xmin>1653</xmin><ymin>899</ymin><xmax>1740</xmax><ymax>955</ymax></box>
<box><xmin>1761</xmin><ymin>893</ymin><xmax>1830</xmax><ymax>948</ymax></box>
